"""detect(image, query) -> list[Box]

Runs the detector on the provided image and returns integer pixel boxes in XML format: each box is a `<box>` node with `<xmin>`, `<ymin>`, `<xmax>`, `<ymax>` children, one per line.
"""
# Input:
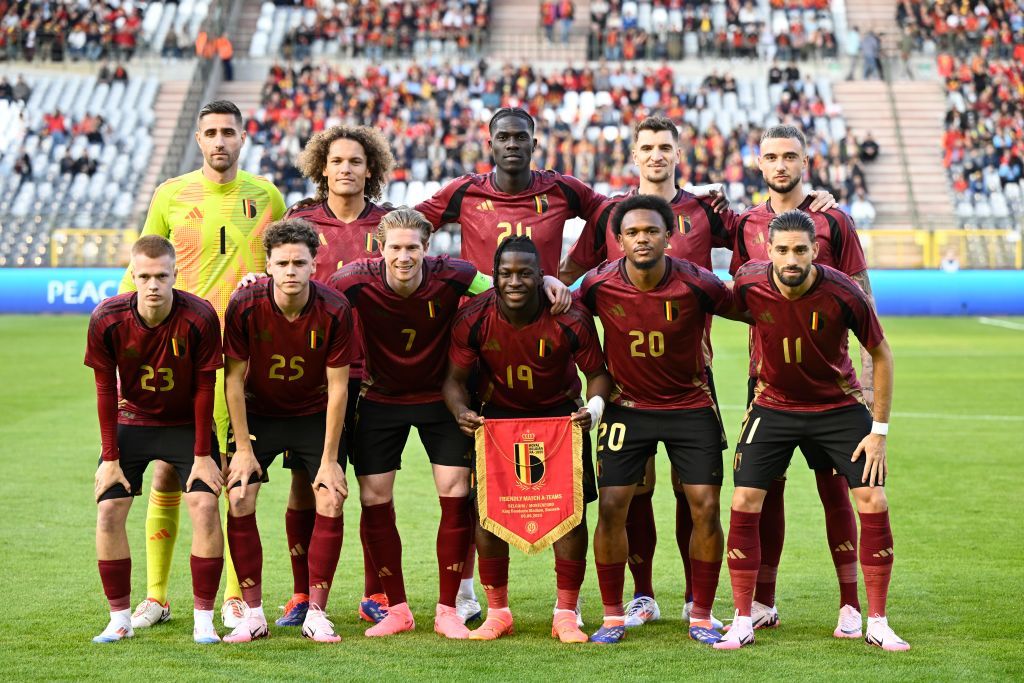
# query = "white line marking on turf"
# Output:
<box><xmin>978</xmin><ymin>317</ymin><xmax>1024</xmax><ymax>331</ymax></box>
<box><xmin>719</xmin><ymin>406</ymin><xmax>1024</xmax><ymax>422</ymax></box>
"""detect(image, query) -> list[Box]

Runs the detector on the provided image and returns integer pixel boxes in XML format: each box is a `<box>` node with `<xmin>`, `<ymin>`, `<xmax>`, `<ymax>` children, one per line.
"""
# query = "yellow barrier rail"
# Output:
<box><xmin>50</xmin><ymin>228</ymin><xmax>138</xmax><ymax>268</ymax></box>
<box><xmin>859</xmin><ymin>229</ymin><xmax>1022</xmax><ymax>270</ymax></box>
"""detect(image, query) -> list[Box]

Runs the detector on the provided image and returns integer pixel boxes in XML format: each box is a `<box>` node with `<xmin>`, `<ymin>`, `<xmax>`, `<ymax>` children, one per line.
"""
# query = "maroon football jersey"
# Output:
<box><xmin>449</xmin><ymin>292</ymin><xmax>606</xmax><ymax>411</ymax></box>
<box><xmin>329</xmin><ymin>255</ymin><xmax>478</xmax><ymax>404</ymax></box>
<box><xmin>727</xmin><ymin>196</ymin><xmax>869</xmax><ymax>377</ymax></box>
<box><xmin>727</xmin><ymin>196</ymin><xmax>867</xmax><ymax>276</ymax></box>
<box><xmin>566</xmin><ymin>188</ymin><xmax>733</xmax><ymax>272</ymax></box>
<box><xmin>285</xmin><ymin>199</ymin><xmax>388</xmax><ymax>277</ymax></box>
<box><xmin>286</xmin><ymin>199</ymin><xmax>389</xmax><ymax>381</ymax></box>
<box><xmin>733</xmin><ymin>261</ymin><xmax>885</xmax><ymax>412</ymax></box>
<box><xmin>578</xmin><ymin>256</ymin><xmax>733</xmax><ymax>410</ymax></box>
<box><xmin>415</xmin><ymin>170</ymin><xmax>606</xmax><ymax>276</ymax></box>
<box><xmin>84</xmin><ymin>290</ymin><xmax>223</xmax><ymax>426</ymax></box>
<box><xmin>223</xmin><ymin>278</ymin><xmax>357</xmax><ymax>417</ymax></box>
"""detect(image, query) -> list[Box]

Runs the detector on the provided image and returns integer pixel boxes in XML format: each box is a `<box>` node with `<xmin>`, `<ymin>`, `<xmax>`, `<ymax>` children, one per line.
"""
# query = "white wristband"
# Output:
<box><xmin>871</xmin><ymin>421</ymin><xmax>889</xmax><ymax>436</ymax></box>
<box><xmin>586</xmin><ymin>396</ymin><xmax>606</xmax><ymax>428</ymax></box>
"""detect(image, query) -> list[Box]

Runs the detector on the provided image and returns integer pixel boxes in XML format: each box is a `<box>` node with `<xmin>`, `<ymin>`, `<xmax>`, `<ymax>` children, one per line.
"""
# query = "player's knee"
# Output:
<box><xmin>150</xmin><ymin>461</ymin><xmax>182</xmax><ymax>493</ymax></box>
<box><xmin>597</xmin><ymin>490</ymin><xmax>630</xmax><ymax>525</ymax></box>
<box><xmin>689</xmin><ymin>494</ymin><xmax>721</xmax><ymax>526</ymax></box>
<box><xmin>227</xmin><ymin>490</ymin><xmax>257</xmax><ymax>517</ymax></box>
<box><xmin>96</xmin><ymin>500</ymin><xmax>129</xmax><ymax>533</ymax></box>
<box><xmin>434</xmin><ymin>470</ymin><xmax>470</xmax><ymax>497</ymax></box>
<box><xmin>731</xmin><ymin>486</ymin><xmax>766</xmax><ymax>513</ymax></box>
<box><xmin>314</xmin><ymin>489</ymin><xmax>345</xmax><ymax>517</ymax></box>
<box><xmin>853</xmin><ymin>486</ymin><xmax>888</xmax><ymax>514</ymax></box>
<box><xmin>186</xmin><ymin>491</ymin><xmax>220</xmax><ymax>523</ymax></box>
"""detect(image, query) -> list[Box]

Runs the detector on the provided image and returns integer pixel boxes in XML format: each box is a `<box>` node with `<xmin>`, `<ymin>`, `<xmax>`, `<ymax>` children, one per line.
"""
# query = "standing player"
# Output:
<box><xmin>328</xmin><ymin>208</ymin><xmax>490</xmax><ymax>640</ymax></box>
<box><xmin>120</xmin><ymin>100</ymin><xmax>287</xmax><ymax>630</ymax></box>
<box><xmin>414</xmin><ymin>107</ymin><xmax>607</xmax><ymax>620</ymax></box>
<box><xmin>578</xmin><ymin>195</ymin><xmax>748</xmax><ymax>646</ymax></box>
<box><xmin>715</xmin><ymin>209</ymin><xmax>908</xmax><ymax>652</ymax></box>
<box><xmin>729</xmin><ymin>125</ymin><xmax>873</xmax><ymax>635</ymax></box>
<box><xmin>329</xmin><ymin>209</ymin><xmax>570</xmax><ymax>639</ymax></box>
<box><xmin>271</xmin><ymin>125</ymin><xmax>396</xmax><ymax>628</ymax></box>
<box><xmin>88</xmin><ymin>236</ymin><xmax>225</xmax><ymax>644</ymax></box>
<box><xmin>221</xmin><ymin>220</ymin><xmax>356</xmax><ymax>644</ymax></box>
<box><xmin>442</xmin><ymin>236</ymin><xmax>613</xmax><ymax>643</ymax></box>
<box><xmin>560</xmin><ymin>116</ymin><xmax>836</xmax><ymax>628</ymax></box>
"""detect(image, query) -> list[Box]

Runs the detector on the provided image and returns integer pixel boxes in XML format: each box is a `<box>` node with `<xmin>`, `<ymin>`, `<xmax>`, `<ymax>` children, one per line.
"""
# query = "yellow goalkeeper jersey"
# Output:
<box><xmin>120</xmin><ymin>169</ymin><xmax>286</xmax><ymax>319</ymax></box>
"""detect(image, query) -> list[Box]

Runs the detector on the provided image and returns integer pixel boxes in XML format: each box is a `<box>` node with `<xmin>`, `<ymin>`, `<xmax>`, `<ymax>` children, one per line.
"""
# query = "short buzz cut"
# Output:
<box><xmin>768</xmin><ymin>209</ymin><xmax>816</xmax><ymax>242</ymax></box>
<box><xmin>132</xmin><ymin>234</ymin><xmax>175</xmax><ymax>260</ymax></box>
<box><xmin>376</xmin><ymin>207</ymin><xmax>433</xmax><ymax>245</ymax></box>
<box><xmin>197</xmin><ymin>100</ymin><xmax>243</xmax><ymax>128</ymax></box>
<box><xmin>489</xmin><ymin>107</ymin><xmax>535</xmax><ymax>135</ymax></box>
<box><xmin>634</xmin><ymin>115</ymin><xmax>679</xmax><ymax>142</ymax></box>
<box><xmin>760</xmin><ymin>124</ymin><xmax>807</xmax><ymax>150</ymax></box>
<box><xmin>263</xmin><ymin>218</ymin><xmax>320</xmax><ymax>259</ymax></box>
<box><xmin>610</xmin><ymin>193</ymin><xmax>676</xmax><ymax>237</ymax></box>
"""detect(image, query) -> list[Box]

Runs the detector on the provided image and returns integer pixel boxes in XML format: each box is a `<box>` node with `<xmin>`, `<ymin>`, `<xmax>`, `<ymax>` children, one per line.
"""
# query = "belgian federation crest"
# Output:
<box><xmin>514</xmin><ymin>434</ymin><xmax>546</xmax><ymax>490</ymax></box>
<box><xmin>242</xmin><ymin>198</ymin><xmax>258</xmax><ymax>218</ymax></box>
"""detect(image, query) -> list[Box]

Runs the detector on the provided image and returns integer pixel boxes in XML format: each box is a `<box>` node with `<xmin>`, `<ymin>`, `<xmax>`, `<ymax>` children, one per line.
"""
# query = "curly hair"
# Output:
<box><xmin>263</xmin><ymin>218</ymin><xmax>321</xmax><ymax>259</ymax></box>
<box><xmin>297</xmin><ymin>125</ymin><xmax>396</xmax><ymax>203</ymax></box>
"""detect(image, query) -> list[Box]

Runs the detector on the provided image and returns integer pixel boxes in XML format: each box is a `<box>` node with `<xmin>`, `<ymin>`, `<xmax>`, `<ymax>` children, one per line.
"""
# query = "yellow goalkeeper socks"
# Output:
<box><xmin>145</xmin><ymin>489</ymin><xmax>181</xmax><ymax>604</ymax></box>
<box><xmin>222</xmin><ymin>497</ymin><xmax>242</xmax><ymax>601</ymax></box>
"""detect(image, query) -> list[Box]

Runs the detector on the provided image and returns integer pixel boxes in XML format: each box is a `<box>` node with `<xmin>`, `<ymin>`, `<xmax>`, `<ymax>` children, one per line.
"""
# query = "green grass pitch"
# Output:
<box><xmin>0</xmin><ymin>315</ymin><xmax>1021</xmax><ymax>681</ymax></box>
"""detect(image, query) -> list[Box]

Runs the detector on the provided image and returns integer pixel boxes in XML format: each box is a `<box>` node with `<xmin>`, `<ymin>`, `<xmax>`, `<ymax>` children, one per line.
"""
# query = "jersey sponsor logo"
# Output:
<box><xmin>754</xmin><ymin>231</ymin><xmax>766</xmax><ymax>245</ymax></box>
<box><xmin>476</xmin><ymin>199</ymin><xmax>495</xmax><ymax>211</ymax></box>
<box><xmin>242</xmin><ymin>198</ymin><xmax>258</xmax><ymax>219</ymax></box>
<box><xmin>257</xmin><ymin>328</ymin><xmax>273</xmax><ymax>342</ymax></box>
<box><xmin>758</xmin><ymin>311</ymin><xmax>775</xmax><ymax>324</ymax></box>
<box><xmin>535</xmin><ymin>194</ymin><xmax>549</xmax><ymax>214</ymax></box>
<box><xmin>186</xmin><ymin>206</ymin><xmax>203</xmax><ymax>221</ymax></box>
<box><xmin>665</xmin><ymin>300</ymin><xmax>680</xmax><ymax>322</ymax></box>
<box><xmin>608</xmin><ymin>303</ymin><xmax>626</xmax><ymax>318</ymax></box>
<box><xmin>482</xmin><ymin>339</ymin><xmax>502</xmax><ymax>352</ymax></box>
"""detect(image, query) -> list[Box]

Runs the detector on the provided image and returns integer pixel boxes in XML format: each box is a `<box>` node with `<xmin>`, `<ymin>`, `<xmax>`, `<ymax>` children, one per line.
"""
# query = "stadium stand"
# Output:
<box><xmin>0</xmin><ymin>74</ymin><xmax>158</xmax><ymax>265</ymax></box>
<box><xmin>0</xmin><ymin>1</ymin><xmax>211</xmax><ymax>62</ymax></box>
<box><xmin>585</xmin><ymin>0</ymin><xmax>837</xmax><ymax>61</ymax></box>
<box><xmin>896</xmin><ymin>0</ymin><xmax>1024</xmax><ymax>59</ymax></box>
<box><xmin>247</xmin><ymin>0</ymin><xmax>492</xmax><ymax>59</ymax></box>
<box><xmin>242</xmin><ymin>61</ymin><xmax>863</xmax><ymax>215</ymax></box>
<box><xmin>940</xmin><ymin>56</ymin><xmax>1023</xmax><ymax>229</ymax></box>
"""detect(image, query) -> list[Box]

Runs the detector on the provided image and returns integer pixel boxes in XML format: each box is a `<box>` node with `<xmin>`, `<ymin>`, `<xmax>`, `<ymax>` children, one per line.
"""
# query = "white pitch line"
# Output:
<box><xmin>718</xmin><ymin>405</ymin><xmax>1024</xmax><ymax>422</ymax></box>
<box><xmin>978</xmin><ymin>317</ymin><xmax>1024</xmax><ymax>331</ymax></box>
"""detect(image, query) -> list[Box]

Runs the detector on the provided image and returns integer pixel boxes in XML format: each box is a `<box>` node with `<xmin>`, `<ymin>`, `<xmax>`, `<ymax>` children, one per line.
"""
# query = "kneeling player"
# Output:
<box><xmin>578</xmin><ymin>195</ymin><xmax>748</xmax><ymax>645</ymax></box>
<box><xmin>715</xmin><ymin>210</ymin><xmax>908</xmax><ymax>651</ymax></box>
<box><xmin>442</xmin><ymin>236</ymin><xmax>612</xmax><ymax>643</ymax></box>
<box><xmin>222</xmin><ymin>220</ymin><xmax>356</xmax><ymax>643</ymax></box>
<box><xmin>87</xmin><ymin>236</ymin><xmax>225</xmax><ymax>644</ymax></box>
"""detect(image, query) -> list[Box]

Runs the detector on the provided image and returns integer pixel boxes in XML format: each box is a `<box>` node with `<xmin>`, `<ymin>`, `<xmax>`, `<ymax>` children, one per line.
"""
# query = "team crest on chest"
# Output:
<box><xmin>537</xmin><ymin>337</ymin><xmax>553</xmax><ymax>357</ymax></box>
<box><xmin>534</xmin><ymin>194</ymin><xmax>549</xmax><ymax>214</ymax></box>
<box><xmin>677</xmin><ymin>215</ymin><xmax>691</xmax><ymax>235</ymax></box>
<box><xmin>170</xmin><ymin>335</ymin><xmax>187</xmax><ymax>357</ymax></box>
<box><xmin>427</xmin><ymin>299</ymin><xmax>440</xmax><ymax>318</ymax></box>
<box><xmin>664</xmin><ymin>300</ymin><xmax>680</xmax><ymax>322</ymax></box>
<box><xmin>809</xmin><ymin>311</ymin><xmax>825</xmax><ymax>331</ymax></box>
<box><xmin>309</xmin><ymin>328</ymin><xmax>325</xmax><ymax>349</ymax></box>
<box><xmin>242</xmin><ymin>198</ymin><xmax>258</xmax><ymax>219</ymax></box>
<box><xmin>365</xmin><ymin>233</ymin><xmax>379</xmax><ymax>254</ymax></box>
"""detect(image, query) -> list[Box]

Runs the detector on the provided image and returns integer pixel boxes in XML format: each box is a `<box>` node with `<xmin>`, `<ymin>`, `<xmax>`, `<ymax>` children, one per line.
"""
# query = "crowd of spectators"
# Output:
<box><xmin>896</xmin><ymin>0</ymin><xmax>1024</xmax><ymax>60</ymax></box>
<box><xmin>0</xmin><ymin>0</ymin><xmax>146</xmax><ymax>62</ymax></box>
<box><xmin>939</xmin><ymin>54</ymin><xmax>1024</xmax><ymax>226</ymax></box>
<box><xmin>272</xmin><ymin>0</ymin><xmax>490</xmax><ymax>61</ymax></box>
<box><xmin>585</xmin><ymin>0</ymin><xmax>837</xmax><ymax>62</ymax></box>
<box><xmin>244</xmin><ymin>60</ymin><xmax>870</xmax><ymax>215</ymax></box>
<box><xmin>541</xmin><ymin>0</ymin><xmax>576</xmax><ymax>44</ymax></box>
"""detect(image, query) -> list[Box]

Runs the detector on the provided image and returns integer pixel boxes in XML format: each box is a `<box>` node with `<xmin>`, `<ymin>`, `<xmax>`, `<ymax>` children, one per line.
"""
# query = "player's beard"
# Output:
<box><xmin>207</xmin><ymin>151</ymin><xmax>238</xmax><ymax>173</ymax></box>
<box><xmin>765</xmin><ymin>174</ymin><xmax>802</xmax><ymax>195</ymax></box>
<box><xmin>631</xmin><ymin>251</ymin><xmax>661</xmax><ymax>270</ymax></box>
<box><xmin>774</xmin><ymin>263</ymin><xmax>812</xmax><ymax>287</ymax></box>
